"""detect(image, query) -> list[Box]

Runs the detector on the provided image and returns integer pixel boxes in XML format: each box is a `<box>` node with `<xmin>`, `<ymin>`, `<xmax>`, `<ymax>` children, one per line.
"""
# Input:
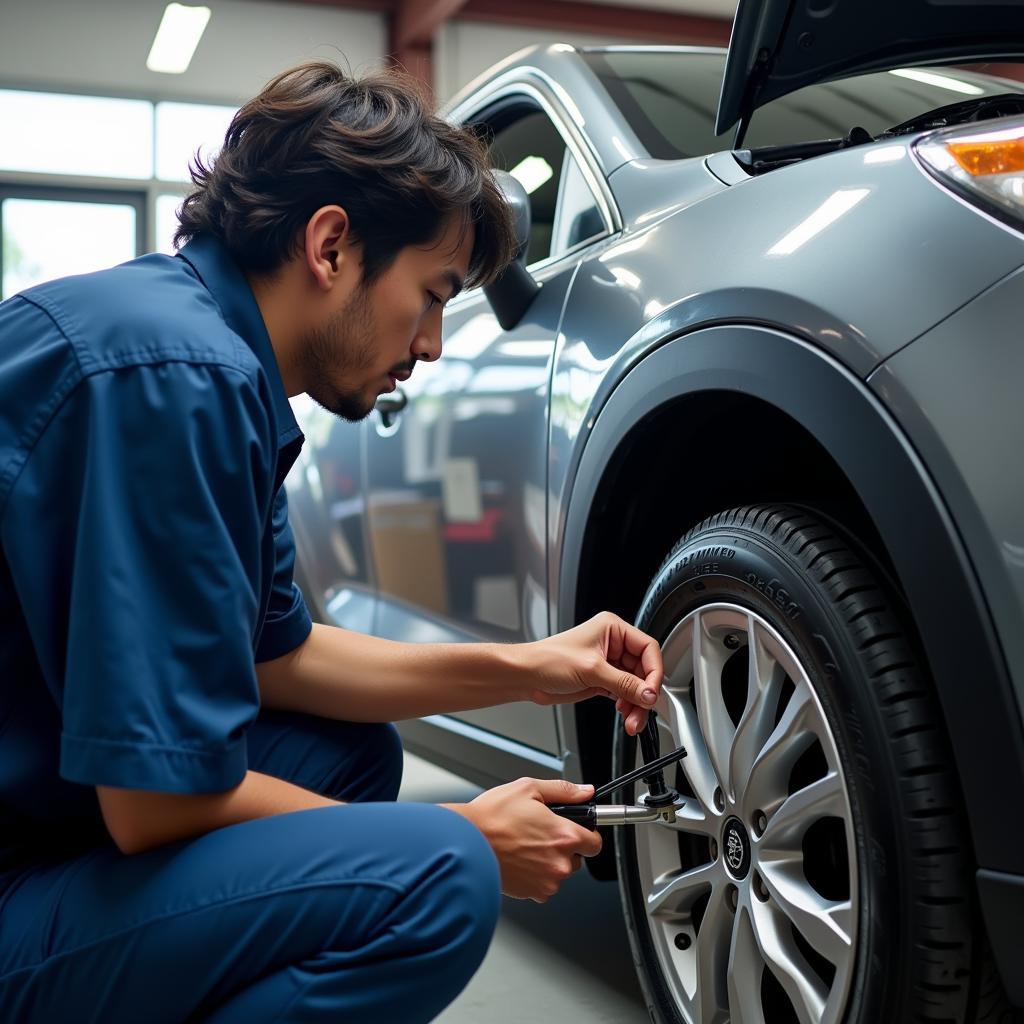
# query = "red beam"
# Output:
<box><xmin>394</xmin><ymin>0</ymin><xmax>470</xmax><ymax>48</ymax></box>
<box><xmin>460</xmin><ymin>0</ymin><xmax>731</xmax><ymax>45</ymax></box>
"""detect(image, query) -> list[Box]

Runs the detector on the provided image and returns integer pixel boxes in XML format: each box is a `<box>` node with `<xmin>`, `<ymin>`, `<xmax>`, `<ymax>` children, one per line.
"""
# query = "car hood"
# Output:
<box><xmin>716</xmin><ymin>0</ymin><xmax>1024</xmax><ymax>137</ymax></box>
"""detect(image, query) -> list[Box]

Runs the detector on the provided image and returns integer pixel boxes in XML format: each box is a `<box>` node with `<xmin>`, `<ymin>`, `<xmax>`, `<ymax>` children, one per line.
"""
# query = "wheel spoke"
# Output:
<box><xmin>744</xmin><ymin>685</ymin><xmax>816</xmax><ymax>818</ymax></box>
<box><xmin>749</xmin><ymin>899</ymin><xmax>828</xmax><ymax>1024</ymax></box>
<box><xmin>728</xmin><ymin>616</ymin><xmax>785</xmax><ymax>800</ymax></box>
<box><xmin>659</xmin><ymin>797</ymin><xmax>719</xmax><ymax>836</ymax></box>
<box><xmin>693</xmin><ymin>612</ymin><xmax>734</xmax><ymax>799</ymax></box>
<box><xmin>646</xmin><ymin>860</ymin><xmax>719</xmax><ymax>918</ymax></box>
<box><xmin>693</xmin><ymin>881</ymin><xmax>732</xmax><ymax>1024</ymax></box>
<box><xmin>727</xmin><ymin>905</ymin><xmax>767</xmax><ymax>1024</ymax></box>
<box><xmin>760</xmin><ymin>771</ymin><xmax>844</xmax><ymax>853</ymax></box>
<box><xmin>659</xmin><ymin>675</ymin><xmax>719</xmax><ymax>813</ymax></box>
<box><xmin>759</xmin><ymin>862</ymin><xmax>853</xmax><ymax>968</ymax></box>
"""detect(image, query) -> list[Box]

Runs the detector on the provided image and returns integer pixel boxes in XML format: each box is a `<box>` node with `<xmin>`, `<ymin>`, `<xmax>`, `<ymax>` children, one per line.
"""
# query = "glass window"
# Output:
<box><xmin>486</xmin><ymin>109</ymin><xmax>569</xmax><ymax>265</ymax></box>
<box><xmin>0</xmin><ymin>90</ymin><xmax>153</xmax><ymax>179</ymax></box>
<box><xmin>1</xmin><ymin>197</ymin><xmax>137</xmax><ymax>299</ymax></box>
<box><xmin>582</xmin><ymin>50</ymin><xmax>1022</xmax><ymax>157</ymax></box>
<box><xmin>156</xmin><ymin>193</ymin><xmax>186</xmax><ymax>254</ymax></box>
<box><xmin>550</xmin><ymin>149</ymin><xmax>604</xmax><ymax>256</ymax></box>
<box><xmin>155</xmin><ymin>101</ymin><xmax>236</xmax><ymax>182</ymax></box>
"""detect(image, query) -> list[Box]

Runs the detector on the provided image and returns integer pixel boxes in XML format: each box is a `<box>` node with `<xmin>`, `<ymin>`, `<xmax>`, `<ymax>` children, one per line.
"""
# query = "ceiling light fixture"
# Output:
<box><xmin>146</xmin><ymin>3</ymin><xmax>211</xmax><ymax>75</ymax></box>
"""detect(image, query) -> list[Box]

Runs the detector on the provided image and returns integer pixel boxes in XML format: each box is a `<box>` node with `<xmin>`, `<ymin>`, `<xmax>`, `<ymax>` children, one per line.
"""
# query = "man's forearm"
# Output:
<box><xmin>97</xmin><ymin>770</ymin><xmax>340</xmax><ymax>856</ymax></box>
<box><xmin>256</xmin><ymin>622</ymin><xmax>533</xmax><ymax>721</ymax></box>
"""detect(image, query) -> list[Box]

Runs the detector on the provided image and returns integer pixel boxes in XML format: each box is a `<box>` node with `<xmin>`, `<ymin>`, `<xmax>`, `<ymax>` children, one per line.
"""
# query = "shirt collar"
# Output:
<box><xmin>177</xmin><ymin>235</ymin><xmax>303</xmax><ymax>452</ymax></box>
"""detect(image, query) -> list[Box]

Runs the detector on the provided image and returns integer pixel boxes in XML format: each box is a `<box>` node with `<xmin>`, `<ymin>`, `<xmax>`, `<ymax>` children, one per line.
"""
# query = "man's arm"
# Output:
<box><xmin>255</xmin><ymin>622</ymin><xmax>528</xmax><ymax>720</ymax></box>
<box><xmin>97</xmin><ymin>770</ymin><xmax>340</xmax><ymax>856</ymax></box>
<box><xmin>256</xmin><ymin>613</ymin><xmax>664</xmax><ymax>733</ymax></box>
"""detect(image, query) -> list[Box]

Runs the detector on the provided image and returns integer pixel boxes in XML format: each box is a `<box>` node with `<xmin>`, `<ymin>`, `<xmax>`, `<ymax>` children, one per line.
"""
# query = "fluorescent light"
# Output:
<box><xmin>509</xmin><ymin>155</ymin><xmax>553</xmax><ymax>195</ymax></box>
<box><xmin>147</xmin><ymin>3</ymin><xmax>211</xmax><ymax>75</ymax></box>
<box><xmin>889</xmin><ymin>68</ymin><xmax>984</xmax><ymax>96</ymax></box>
<box><xmin>767</xmin><ymin>188</ymin><xmax>870</xmax><ymax>257</ymax></box>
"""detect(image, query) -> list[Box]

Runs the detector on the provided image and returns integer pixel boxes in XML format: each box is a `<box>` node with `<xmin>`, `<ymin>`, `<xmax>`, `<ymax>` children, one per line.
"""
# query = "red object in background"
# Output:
<box><xmin>443</xmin><ymin>507</ymin><xmax>503</xmax><ymax>542</ymax></box>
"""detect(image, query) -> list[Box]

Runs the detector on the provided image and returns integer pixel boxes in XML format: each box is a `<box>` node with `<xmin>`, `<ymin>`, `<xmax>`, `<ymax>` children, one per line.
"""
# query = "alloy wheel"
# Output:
<box><xmin>633</xmin><ymin>603</ymin><xmax>858</xmax><ymax>1024</ymax></box>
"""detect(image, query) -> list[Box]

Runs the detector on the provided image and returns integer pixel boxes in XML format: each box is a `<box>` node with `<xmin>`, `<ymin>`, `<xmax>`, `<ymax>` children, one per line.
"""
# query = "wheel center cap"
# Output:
<box><xmin>722</xmin><ymin>817</ymin><xmax>751</xmax><ymax>879</ymax></box>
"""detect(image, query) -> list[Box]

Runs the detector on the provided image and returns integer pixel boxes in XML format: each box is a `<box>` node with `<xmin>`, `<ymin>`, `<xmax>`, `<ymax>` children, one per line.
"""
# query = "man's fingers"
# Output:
<box><xmin>597</xmin><ymin>661</ymin><xmax>660</xmax><ymax>710</ymax></box>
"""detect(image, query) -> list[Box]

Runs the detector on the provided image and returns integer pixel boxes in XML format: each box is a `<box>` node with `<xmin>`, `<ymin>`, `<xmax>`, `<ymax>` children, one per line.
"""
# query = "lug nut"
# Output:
<box><xmin>727</xmin><ymin>885</ymin><xmax>738</xmax><ymax>911</ymax></box>
<box><xmin>754</xmin><ymin>810</ymin><xmax>767</xmax><ymax>836</ymax></box>
<box><xmin>754</xmin><ymin>872</ymin><xmax>770</xmax><ymax>903</ymax></box>
<box><xmin>713</xmin><ymin>787</ymin><xmax>725</xmax><ymax>812</ymax></box>
<box><xmin>710</xmin><ymin>839</ymin><xmax>718</xmax><ymax>860</ymax></box>
<box><xmin>674</xmin><ymin>932</ymin><xmax>692</xmax><ymax>951</ymax></box>
<box><xmin>723</xmin><ymin>633</ymin><xmax>740</xmax><ymax>650</ymax></box>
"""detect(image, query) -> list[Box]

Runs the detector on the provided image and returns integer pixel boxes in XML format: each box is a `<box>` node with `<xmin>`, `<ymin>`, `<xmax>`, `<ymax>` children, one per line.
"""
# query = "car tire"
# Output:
<box><xmin>612</xmin><ymin>504</ymin><xmax>1001</xmax><ymax>1024</ymax></box>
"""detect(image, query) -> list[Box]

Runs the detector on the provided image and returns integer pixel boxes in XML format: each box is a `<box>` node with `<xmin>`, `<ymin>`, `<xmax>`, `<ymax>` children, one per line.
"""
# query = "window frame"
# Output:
<box><xmin>447</xmin><ymin>74</ymin><xmax>622</xmax><ymax>301</ymax></box>
<box><xmin>0</xmin><ymin>84</ymin><xmax>232</xmax><ymax>266</ymax></box>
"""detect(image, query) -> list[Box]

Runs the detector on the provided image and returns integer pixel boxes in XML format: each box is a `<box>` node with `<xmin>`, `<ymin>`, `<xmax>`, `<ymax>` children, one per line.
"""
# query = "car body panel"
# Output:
<box><xmin>869</xmin><ymin>263</ymin><xmax>1024</xmax><ymax>721</ymax></box>
<box><xmin>717</xmin><ymin>0</ymin><xmax>1024</xmax><ymax>135</ymax></box>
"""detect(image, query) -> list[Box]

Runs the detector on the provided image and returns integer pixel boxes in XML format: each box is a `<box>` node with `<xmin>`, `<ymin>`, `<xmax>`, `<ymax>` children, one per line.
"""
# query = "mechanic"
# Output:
<box><xmin>0</xmin><ymin>61</ymin><xmax>664</xmax><ymax>1022</ymax></box>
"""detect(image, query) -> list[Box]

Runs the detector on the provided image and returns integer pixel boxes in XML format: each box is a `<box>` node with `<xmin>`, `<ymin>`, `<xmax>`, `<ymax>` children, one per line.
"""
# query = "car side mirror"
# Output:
<box><xmin>484</xmin><ymin>170</ymin><xmax>542</xmax><ymax>331</ymax></box>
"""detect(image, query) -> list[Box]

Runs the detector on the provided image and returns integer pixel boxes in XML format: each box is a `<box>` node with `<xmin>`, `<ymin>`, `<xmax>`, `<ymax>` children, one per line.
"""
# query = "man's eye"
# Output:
<box><xmin>425</xmin><ymin>292</ymin><xmax>442</xmax><ymax>310</ymax></box>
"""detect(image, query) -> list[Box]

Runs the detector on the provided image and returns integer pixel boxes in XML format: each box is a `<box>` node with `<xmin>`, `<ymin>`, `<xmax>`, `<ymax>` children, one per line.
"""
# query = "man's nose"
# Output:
<box><xmin>411</xmin><ymin>323</ymin><xmax>442</xmax><ymax>363</ymax></box>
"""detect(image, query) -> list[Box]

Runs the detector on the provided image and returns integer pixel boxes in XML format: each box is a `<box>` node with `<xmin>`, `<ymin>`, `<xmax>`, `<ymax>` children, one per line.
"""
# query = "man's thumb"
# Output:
<box><xmin>534</xmin><ymin>778</ymin><xmax>594</xmax><ymax>804</ymax></box>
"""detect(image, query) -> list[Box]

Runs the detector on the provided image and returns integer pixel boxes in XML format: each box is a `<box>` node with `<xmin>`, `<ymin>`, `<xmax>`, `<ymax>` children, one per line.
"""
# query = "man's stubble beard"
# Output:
<box><xmin>304</xmin><ymin>283</ymin><xmax>379</xmax><ymax>423</ymax></box>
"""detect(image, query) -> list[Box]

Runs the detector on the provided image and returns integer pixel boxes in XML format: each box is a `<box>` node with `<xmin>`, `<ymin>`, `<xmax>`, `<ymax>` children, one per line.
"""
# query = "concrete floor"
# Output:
<box><xmin>397</xmin><ymin>752</ymin><xmax>651</xmax><ymax>1024</ymax></box>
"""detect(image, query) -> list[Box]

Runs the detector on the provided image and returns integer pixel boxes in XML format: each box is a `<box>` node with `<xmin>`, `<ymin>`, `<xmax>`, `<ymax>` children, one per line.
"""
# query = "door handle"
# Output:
<box><xmin>374</xmin><ymin>388</ymin><xmax>407</xmax><ymax>428</ymax></box>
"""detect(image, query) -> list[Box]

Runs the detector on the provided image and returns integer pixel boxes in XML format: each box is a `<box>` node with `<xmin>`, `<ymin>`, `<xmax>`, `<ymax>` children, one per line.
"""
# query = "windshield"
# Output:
<box><xmin>582</xmin><ymin>50</ymin><xmax>1023</xmax><ymax>157</ymax></box>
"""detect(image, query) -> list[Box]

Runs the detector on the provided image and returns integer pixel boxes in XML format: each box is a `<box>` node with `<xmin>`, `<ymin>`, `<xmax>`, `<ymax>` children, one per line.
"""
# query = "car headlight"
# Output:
<box><xmin>915</xmin><ymin>116</ymin><xmax>1024</xmax><ymax>232</ymax></box>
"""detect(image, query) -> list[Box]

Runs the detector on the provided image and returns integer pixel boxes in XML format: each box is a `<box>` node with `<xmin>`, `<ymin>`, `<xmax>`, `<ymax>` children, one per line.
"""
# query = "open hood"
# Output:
<box><xmin>716</xmin><ymin>0</ymin><xmax>1024</xmax><ymax>139</ymax></box>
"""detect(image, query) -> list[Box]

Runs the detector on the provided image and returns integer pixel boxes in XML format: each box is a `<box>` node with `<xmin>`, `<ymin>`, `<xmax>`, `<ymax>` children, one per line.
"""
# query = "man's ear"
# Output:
<box><xmin>303</xmin><ymin>205</ymin><xmax>359</xmax><ymax>291</ymax></box>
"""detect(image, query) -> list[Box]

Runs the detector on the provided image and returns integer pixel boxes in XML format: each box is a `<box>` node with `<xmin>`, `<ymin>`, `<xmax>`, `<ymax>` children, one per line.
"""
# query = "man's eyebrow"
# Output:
<box><xmin>442</xmin><ymin>270</ymin><xmax>464</xmax><ymax>302</ymax></box>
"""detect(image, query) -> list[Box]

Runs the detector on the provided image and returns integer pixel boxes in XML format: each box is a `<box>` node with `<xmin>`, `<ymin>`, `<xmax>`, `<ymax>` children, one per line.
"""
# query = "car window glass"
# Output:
<box><xmin>582</xmin><ymin>50</ymin><xmax>1021</xmax><ymax>158</ymax></box>
<box><xmin>550</xmin><ymin>148</ymin><xmax>604</xmax><ymax>256</ymax></box>
<box><xmin>487</xmin><ymin>109</ymin><xmax>563</xmax><ymax>264</ymax></box>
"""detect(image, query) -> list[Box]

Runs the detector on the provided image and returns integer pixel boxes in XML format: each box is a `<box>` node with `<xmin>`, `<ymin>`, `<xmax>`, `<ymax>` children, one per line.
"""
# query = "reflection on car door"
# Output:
<box><xmin>362</xmin><ymin>98</ymin><xmax>609</xmax><ymax>755</ymax></box>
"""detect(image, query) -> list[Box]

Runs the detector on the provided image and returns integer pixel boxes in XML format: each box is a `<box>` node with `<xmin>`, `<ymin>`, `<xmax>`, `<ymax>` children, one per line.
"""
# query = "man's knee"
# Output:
<box><xmin>395</xmin><ymin>807</ymin><xmax>500</xmax><ymax>977</ymax></box>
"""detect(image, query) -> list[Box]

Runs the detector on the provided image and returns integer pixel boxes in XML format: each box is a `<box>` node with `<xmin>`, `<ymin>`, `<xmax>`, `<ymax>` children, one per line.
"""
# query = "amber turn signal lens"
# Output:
<box><xmin>947</xmin><ymin>137</ymin><xmax>1024</xmax><ymax>176</ymax></box>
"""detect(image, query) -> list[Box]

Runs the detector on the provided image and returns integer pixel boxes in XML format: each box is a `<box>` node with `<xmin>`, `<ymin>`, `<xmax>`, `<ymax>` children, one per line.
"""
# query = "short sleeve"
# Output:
<box><xmin>6</xmin><ymin>361</ymin><xmax>275</xmax><ymax>794</ymax></box>
<box><xmin>254</xmin><ymin>487</ymin><xmax>312</xmax><ymax>663</ymax></box>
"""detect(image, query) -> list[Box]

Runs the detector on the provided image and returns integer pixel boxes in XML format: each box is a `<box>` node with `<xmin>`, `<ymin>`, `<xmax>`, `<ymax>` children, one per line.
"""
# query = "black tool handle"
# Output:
<box><xmin>546</xmin><ymin>803</ymin><xmax>597</xmax><ymax>830</ymax></box>
<box><xmin>592</xmin><ymin>744</ymin><xmax>688</xmax><ymax>800</ymax></box>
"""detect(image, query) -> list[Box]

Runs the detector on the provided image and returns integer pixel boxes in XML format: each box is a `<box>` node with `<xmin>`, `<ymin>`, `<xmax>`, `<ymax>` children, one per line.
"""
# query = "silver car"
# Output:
<box><xmin>286</xmin><ymin>3</ymin><xmax>1024</xmax><ymax>1021</ymax></box>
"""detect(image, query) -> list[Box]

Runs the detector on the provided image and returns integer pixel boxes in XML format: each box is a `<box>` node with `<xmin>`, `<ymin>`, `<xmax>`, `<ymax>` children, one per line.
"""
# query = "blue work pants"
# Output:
<box><xmin>0</xmin><ymin>711</ymin><xmax>500</xmax><ymax>1022</ymax></box>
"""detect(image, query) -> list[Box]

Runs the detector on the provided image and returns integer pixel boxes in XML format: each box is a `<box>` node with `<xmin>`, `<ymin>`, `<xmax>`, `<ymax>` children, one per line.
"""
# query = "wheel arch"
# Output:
<box><xmin>555</xmin><ymin>323</ymin><xmax>1024</xmax><ymax>879</ymax></box>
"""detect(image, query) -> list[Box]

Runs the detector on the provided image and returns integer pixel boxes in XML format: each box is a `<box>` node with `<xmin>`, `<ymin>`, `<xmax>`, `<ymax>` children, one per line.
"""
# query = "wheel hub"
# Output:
<box><xmin>721</xmin><ymin>816</ymin><xmax>751</xmax><ymax>880</ymax></box>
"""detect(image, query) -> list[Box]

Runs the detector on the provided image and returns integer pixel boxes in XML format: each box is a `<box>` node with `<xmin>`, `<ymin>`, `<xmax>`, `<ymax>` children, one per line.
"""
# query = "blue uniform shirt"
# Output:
<box><xmin>0</xmin><ymin>236</ymin><xmax>311</xmax><ymax>856</ymax></box>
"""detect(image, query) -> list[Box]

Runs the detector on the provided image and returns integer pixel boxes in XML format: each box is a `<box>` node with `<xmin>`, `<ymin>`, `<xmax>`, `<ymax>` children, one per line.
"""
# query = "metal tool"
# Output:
<box><xmin>547</xmin><ymin>712</ymin><xmax>687</xmax><ymax>830</ymax></box>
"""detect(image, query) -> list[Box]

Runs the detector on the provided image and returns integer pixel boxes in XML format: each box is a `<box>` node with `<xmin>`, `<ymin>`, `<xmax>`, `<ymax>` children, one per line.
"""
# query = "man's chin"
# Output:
<box><xmin>308</xmin><ymin>386</ymin><xmax>375</xmax><ymax>423</ymax></box>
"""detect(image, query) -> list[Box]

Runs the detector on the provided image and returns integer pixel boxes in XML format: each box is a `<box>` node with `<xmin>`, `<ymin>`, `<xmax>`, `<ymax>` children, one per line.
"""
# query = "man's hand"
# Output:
<box><xmin>523</xmin><ymin>612</ymin><xmax>664</xmax><ymax>735</ymax></box>
<box><xmin>441</xmin><ymin>778</ymin><xmax>601</xmax><ymax>902</ymax></box>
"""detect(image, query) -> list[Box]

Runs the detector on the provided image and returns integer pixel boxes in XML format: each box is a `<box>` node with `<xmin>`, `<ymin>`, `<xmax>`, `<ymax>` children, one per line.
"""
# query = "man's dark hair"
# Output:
<box><xmin>175</xmin><ymin>61</ymin><xmax>517</xmax><ymax>289</ymax></box>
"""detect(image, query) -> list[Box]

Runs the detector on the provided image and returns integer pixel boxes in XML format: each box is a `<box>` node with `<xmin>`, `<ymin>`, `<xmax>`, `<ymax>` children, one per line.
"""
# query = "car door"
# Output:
<box><xmin>286</xmin><ymin>393</ymin><xmax>376</xmax><ymax>634</ymax></box>
<box><xmin>362</xmin><ymin>82</ymin><xmax>617</xmax><ymax>754</ymax></box>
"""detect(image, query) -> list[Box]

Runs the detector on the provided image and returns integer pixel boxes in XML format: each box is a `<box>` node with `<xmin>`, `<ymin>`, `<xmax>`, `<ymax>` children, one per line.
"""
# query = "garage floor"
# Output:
<box><xmin>397</xmin><ymin>753</ymin><xmax>650</xmax><ymax>1024</ymax></box>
